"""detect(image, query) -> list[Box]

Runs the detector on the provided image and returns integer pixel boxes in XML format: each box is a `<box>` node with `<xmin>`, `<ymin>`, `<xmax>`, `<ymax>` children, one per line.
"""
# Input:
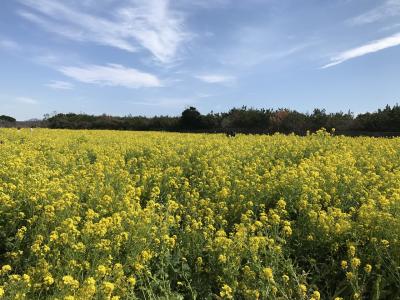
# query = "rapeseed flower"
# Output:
<box><xmin>262</xmin><ymin>267</ymin><xmax>274</xmax><ymax>281</ymax></box>
<box><xmin>0</xmin><ymin>129</ymin><xmax>399</xmax><ymax>299</ymax></box>
<box><xmin>220</xmin><ymin>284</ymin><xmax>233</xmax><ymax>299</ymax></box>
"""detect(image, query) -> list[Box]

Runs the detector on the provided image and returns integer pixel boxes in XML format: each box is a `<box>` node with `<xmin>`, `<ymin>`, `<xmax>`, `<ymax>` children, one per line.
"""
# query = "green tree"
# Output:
<box><xmin>180</xmin><ymin>107</ymin><xmax>203</xmax><ymax>130</ymax></box>
<box><xmin>0</xmin><ymin>115</ymin><xmax>16</xmax><ymax>123</ymax></box>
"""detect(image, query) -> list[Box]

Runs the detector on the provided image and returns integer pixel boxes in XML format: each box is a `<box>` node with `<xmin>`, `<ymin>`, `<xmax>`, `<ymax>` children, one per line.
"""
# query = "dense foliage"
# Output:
<box><xmin>0</xmin><ymin>116</ymin><xmax>16</xmax><ymax>124</ymax></box>
<box><xmin>42</xmin><ymin>105</ymin><xmax>400</xmax><ymax>134</ymax></box>
<box><xmin>0</xmin><ymin>129</ymin><xmax>399</xmax><ymax>299</ymax></box>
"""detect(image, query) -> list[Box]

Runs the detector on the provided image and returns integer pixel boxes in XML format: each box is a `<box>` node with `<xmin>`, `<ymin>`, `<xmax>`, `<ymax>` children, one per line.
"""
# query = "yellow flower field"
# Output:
<box><xmin>0</xmin><ymin>129</ymin><xmax>399</xmax><ymax>299</ymax></box>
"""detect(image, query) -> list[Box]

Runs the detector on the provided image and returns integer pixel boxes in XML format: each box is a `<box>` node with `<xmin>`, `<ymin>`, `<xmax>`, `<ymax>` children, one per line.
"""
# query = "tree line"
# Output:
<box><xmin>2</xmin><ymin>104</ymin><xmax>400</xmax><ymax>135</ymax></box>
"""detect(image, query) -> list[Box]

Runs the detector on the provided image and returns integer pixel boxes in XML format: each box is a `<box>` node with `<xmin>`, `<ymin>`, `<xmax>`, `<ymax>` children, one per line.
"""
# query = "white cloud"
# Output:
<box><xmin>195</xmin><ymin>74</ymin><xmax>235</xmax><ymax>83</ymax></box>
<box><xmin>16</xmin><ymin>97</ymin><xmax>38</xmax><ymax>104</ymax></box>
<box><xmin>117</xmin><ymin>1</ymin><xmax>189</xmax><ymax>63</ymax></box>
<box><xmin>350</xmin><ymin>0</ymin><xmax>400</xmax><ymax>25</ymax></box>
<box><xmin>59</xmin><ymin>63</ymin><xmax>162</xmax><ymax>88</ymax></box>
<box><xmin>17</xmin><ymin>0</ymin><xmax>188</xmax><ymax>63</ymax></box>
<box><xmin>45</xmin><ymin>80</ymin><xmax>74</xmax><ymax>90</ymax></box>
<box><xmin>322</xmin><ymin>32</ymin><xmax>400</xmax><ymax>68</ymax></box>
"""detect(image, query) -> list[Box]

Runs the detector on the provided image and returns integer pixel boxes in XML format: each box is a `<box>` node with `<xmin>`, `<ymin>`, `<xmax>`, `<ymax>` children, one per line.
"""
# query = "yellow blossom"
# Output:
<box><xmin>62</xmin><ymin>275</ymin><xmax>79</xmax><ymax>289</ymax></box>
<box><xmin>341</xmin><ymin>260</ymin><xmax>348</xmax><ymax>269</ymax></box>
<box><xmin>348</xmin><ymin>245</ymin><xmax>356</xmax><ymax>257</ymax></box>
<box><xmin>364</xmin><ymin>264</ymin><xmax>372</xmax><ymax>273</ymax></box>
<box><xmin>96</xmin><ymin>265</ymin><xmax>107</xmax><ymax>277</ymax></box>
<box><xmin>282</xmin><ymin>275</ymin><xmax>289</xmax><ymax>283</ymax></box>
<box><xmin>1</xmin><ymin>265</ymin><xmax>12</xmax><ymax>274</ymax></box>
<box><xmin>127</xmin><ymin>277</ymin><xmax>136</xmax><ymax>286</ymax></box>
<box><xmin>261</xmin><ymin>267</ymin><xmax>274</xmax><ymax>281</ymax></box>
<box><xmin>103</xmin><ymin>281</ymin><xmax>115</xmax><ymax>295</ymax></box>
<box><xmin>220</xmin><ymin>284</ymin><xmax>233</xmax><ymax>299</ymax></box>
<box><xmin>346</xmin><ymin>272</ymin><xmax>354</xmax><ymax>280</ymax></box>
<box><xmin>218</xmin><ymin>254</ymin><xmax>227</xmax><ymax>263</ymax></box>
<box><xmin>299</xmin><ymin>284</ymin><xmax>307</xmax><ymax>296</ymax></box>
<box><xmin>311</xmin><ymin>291</ymin><xmax>320</xmax><ymax>300</ymax></box>
<box><xmin>44</xmin><ymin>275</ymin><xmax>54</xmax><ymax>286</ymax></box>
<box><xmin>351</xmin><ymin>258</ymin><xmax>361</xmax><ymax>269</ymax></box>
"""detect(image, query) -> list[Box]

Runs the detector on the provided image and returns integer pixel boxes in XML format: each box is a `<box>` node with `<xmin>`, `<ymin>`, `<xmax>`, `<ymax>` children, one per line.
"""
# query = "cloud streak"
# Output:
<box><xmin>17</xmin><ymin>0</ymin><xmax>188</xmax><ymax>63</ymax></box>
<box><xmin>59</xmin><ymin>63</ymin><xmax>162</xmax><ymax>88</ymax></box>
<box><xmin>45</xmin><ymin>80</ymin><xmax>74</xmax><ymax>90</ymax></box>
<box><xmin>322</xmin><ymin>32</ymin><xmax>400</xmax><ymax>68</ymax></box>
<box><xmin>195</xmin><ymin>74</ymin><xmax>235</xmax><ymax>83</ymax></box>
<box><xmin>350</xmin><ymin>0</ymin><xmax>400</xmax><ymax>25</ymax></box>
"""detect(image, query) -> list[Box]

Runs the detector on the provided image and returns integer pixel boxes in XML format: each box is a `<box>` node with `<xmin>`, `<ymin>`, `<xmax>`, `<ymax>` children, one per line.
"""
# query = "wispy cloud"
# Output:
<box><xmin>117</xmin><ymin>0</ymin><xmax>189</xmax><ymax>63</ymax></box>
<box><xmin>218</xmin><ymin>25</ymin><xmax>315</xmax><ymax>68</ymax></box>
<box><xmin>0</xmin><ymin>39</ymin><xmax>20</xmax><ymax>51</ymax></box>
<box><xmin>350</xmin><ymin>0</ymin><xmax>400</xmax><ymax>25</ymax></box>
<box><xmin>16</xmin><ymin>96</ymin><xmax>38</xmax><ymax>104</ymax></box>
<box><xmin>322</xmin><ymin>32</ymin><xmax>400</xmax><ymax>68</ymax></box>
<box><xmin>17</xmin><ymin>0</ymin><xmax>189</xmax><ymax>63</ymax></box>
<box><xmin>33</xmin><ymin>53</ymin><xmax>65</xmax><ymax>66</ymax></box>
<box><xmin>380</xmin><ymin>22</ymin><xmax>400</xmax><ymax>32</ymax></box>
<box><xmin>45</xmin><ymin>80</ymin><xmax>74</xmax><ymax>90</ymax></box>
<box><xmin>59</xmin><ymin>63</ymin><xmax>162</xmax><ymax>88</ymax></box>
<box><xmin>195</xmin><ymin>74</ymin><xmax>235</xmax><ymax>83</ymax></box>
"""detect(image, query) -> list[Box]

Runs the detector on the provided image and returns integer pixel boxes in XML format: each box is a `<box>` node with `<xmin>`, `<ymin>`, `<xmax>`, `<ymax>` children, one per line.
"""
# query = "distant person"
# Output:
<box><xmin>226</xmin><ymin>130</ymin><xmax>236</xmax><ymax>138</ymax></box>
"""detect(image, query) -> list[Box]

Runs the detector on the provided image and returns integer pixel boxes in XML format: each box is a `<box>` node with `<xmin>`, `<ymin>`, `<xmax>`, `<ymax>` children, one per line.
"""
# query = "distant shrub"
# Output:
<box><xmin>0</xmin><ymin>115</ymin><xmax>16</xmax><ymax>123</ymax></box>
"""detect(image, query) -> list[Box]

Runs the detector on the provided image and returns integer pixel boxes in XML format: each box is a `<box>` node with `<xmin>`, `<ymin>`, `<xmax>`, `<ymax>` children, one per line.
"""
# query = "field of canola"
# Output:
<box><xmin>0</xmin><ymin>128</ymin><xmax>399</xmax><ymax>300</ymax></box>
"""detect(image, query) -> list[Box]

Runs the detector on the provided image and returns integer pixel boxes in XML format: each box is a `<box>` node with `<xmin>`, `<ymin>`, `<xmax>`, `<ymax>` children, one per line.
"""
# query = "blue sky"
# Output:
<box><xmin>1</xmin><ymin>0</ymin><xmax>400</xmax><ymax>120</ymax></box>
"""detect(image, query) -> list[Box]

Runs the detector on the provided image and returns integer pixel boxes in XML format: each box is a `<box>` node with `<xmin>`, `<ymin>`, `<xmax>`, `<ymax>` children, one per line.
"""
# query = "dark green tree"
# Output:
<box><xmin>0</xmin><ymin>115</ymin><xmax>16</xmax><ymax>123</ymax></box>
<box><xmin>180</xmin><ymin>107</ymin><xmax>203</xmax><ymax>130</ymax></box>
